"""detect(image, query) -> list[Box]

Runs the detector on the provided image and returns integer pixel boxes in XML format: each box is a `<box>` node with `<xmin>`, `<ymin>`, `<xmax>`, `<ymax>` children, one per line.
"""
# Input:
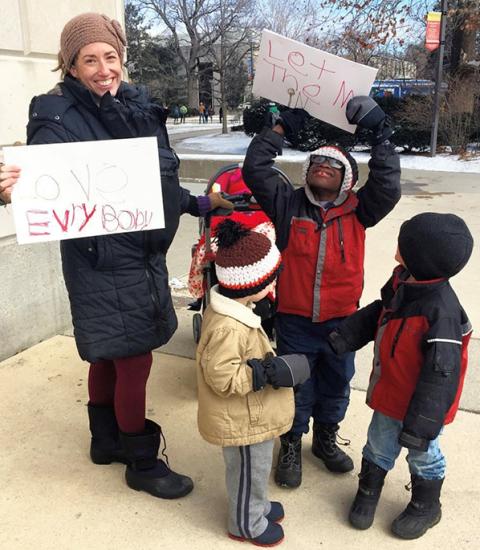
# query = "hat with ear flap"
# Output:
<box><xmin>301</xmin><ymin>145</ymin><xmax>359</xmax><ymax>195</ymax></box>
<box><xmin>398</xmin><ymin>212</ymin><xmax>473</xmax><ymax>280</ymax></box>
<box><xmin>60</xmin><ymin>12</ymin><xmax>126</xmax><ymax>70</ymax></box>
<box><xmin>215</xmin><ymin>219</ymin><xmax>282</xmax><ymax>299</ymax></box>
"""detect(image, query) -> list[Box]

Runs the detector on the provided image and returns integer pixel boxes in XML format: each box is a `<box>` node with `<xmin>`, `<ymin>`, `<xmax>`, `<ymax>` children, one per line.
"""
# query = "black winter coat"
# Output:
<box><xmin>27</xmin><ymin>76</ymin><xmax>199</xmax><ymax>362</ymax></box>
<box><xmin>331</xmin><ymin>266</ymin><xmax>472</xmax><ymax>451</ymax></box>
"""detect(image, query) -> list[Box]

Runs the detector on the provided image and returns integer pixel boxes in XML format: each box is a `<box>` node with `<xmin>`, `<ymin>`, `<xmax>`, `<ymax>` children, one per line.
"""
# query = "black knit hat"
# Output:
<box><xmin>398</xmin><ymin>213</ymin><xmax>473</xmax><ymax>280</ymax></box>
<box><xmin>215</xmin><ymin>219</ymin><xmax>282</xmax><ymax>298</ymax></box>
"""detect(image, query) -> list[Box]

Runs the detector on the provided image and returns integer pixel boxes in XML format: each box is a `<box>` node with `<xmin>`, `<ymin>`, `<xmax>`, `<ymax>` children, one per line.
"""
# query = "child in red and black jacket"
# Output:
<box><xmin>242</xmin><ymin>96</ymin><xmax>401</xmax><ymax>488</ymax></box>
<box><xmin>328</xmin><ymin>212</ymin><xmax>474</xmax><ymax>540</ymax></box>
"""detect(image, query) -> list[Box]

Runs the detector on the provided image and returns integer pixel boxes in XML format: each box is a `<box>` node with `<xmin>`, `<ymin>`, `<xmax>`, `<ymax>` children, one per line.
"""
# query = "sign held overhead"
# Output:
<box><xmin>252</xmin><ymin>30</ymin><xmax>378</xmax><ymax>132</ymax></box>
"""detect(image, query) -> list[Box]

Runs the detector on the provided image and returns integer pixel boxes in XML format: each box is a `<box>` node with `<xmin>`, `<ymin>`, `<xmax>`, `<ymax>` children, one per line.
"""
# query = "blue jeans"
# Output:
<box><xmin>275</xmin><ymin>313</ymin><xmax>355</xmax><ymax>433</ymax></box>
<box><xmin>363</xmin><ymin>411</ymin><xmax>446</xmax><ymax>480</ymax></box>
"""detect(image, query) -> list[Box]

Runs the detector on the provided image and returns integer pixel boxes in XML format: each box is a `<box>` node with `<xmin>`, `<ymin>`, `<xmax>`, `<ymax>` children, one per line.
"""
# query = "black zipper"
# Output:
<box><xmin>143</xmin><ymin>232</ymin><xmax>162</xmax><ymax>318</ymax></box>
<box><xmin>390</xmin><ymin>318</ymin><xmax>407</xmax><ymax>358</ymax></box>
<box><xmin>337</xmin><ymin>218</ymin><xmax>346</xmax><ymax>263</ymax></box>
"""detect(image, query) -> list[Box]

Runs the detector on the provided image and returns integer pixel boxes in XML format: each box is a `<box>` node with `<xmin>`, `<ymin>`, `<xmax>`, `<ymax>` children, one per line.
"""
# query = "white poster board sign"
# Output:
<box><xmin>4</xmin><ymin>137</ymin><xmax>164</xmax><ymax>244</ymax></box>
<box><xmin>253</xmin><ymin>30</ymin><xmax>378</xmax><ymax>132</ymax></box>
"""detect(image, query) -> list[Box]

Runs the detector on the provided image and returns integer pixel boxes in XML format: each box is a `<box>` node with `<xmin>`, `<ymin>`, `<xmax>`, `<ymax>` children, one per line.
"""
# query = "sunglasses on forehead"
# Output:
<box><xmin>309</xmin><ymin>155</ymin><xmax>344</xmax><ymax>170</ymax></box>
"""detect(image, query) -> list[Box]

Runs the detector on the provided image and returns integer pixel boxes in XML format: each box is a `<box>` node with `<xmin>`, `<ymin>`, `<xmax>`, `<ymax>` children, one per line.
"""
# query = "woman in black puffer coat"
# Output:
<box><xmin>0</xmin><ymin>12</ymin><xmax>231</xmax><ymax>500</ymax></box>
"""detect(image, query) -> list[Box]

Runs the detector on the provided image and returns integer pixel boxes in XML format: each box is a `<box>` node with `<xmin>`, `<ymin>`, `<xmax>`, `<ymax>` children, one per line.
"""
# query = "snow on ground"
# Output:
<box><xmin>167</xmin><ymin>122</ymin><xmax>224</xmax><ymax>135</ymax></box>
<box><xmin>177</xmin><ymin>132</ymin><xmax>480</xmax><ymax>173</ymax></box>
<box><xmin>165</xmin><ymin>116</ymin><xmax>238</xmax><ymax>135</ymax></box>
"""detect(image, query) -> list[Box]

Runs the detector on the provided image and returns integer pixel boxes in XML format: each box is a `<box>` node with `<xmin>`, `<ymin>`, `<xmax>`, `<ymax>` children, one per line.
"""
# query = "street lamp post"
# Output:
<box><xmin>429</xmin><ymin>0</ymin><xmax>448</xmax><ymax>157</ymax></box>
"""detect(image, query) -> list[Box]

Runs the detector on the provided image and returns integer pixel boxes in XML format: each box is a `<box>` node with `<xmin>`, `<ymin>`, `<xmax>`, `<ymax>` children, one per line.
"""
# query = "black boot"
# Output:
<box><xmin>391</xmin><ymin>476</ymin><xmax>443</xmax><ymax>539</ymax></box>
<box><xmin>274</xmin><ymin>433</ymin><xmax>302</xmax><ymax>488</ymax></box>
<box><xmin>349</xmin><ymin>458</ymin><xmax>388</xmax><ymax>529</ymax></box>
<box><xmin>87</xmin><ymin>403</ymin><xmax>128</xmax><ymax>465</ymax></box>
<box><xmin>312</xmin><ymin>423</ymin><xmax>354</xmax><ymax>473</ymax></box>
<box><xmin>119</xmin><ymin>419</ymin><xmax>194</xmax><ymax>499</ymax></box>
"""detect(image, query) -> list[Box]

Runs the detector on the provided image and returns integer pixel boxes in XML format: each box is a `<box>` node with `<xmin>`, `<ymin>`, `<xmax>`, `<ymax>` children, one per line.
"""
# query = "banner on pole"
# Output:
<box><xmin>425</xmin><ymin>12</ymin><xmax>442</xmax><ymax>52</ymax></box>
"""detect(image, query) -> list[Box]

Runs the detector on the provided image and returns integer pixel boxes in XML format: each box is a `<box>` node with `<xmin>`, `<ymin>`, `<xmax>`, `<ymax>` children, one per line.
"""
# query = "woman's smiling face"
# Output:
<box><xmin>70</xmin><ymin>42</ymin><xmax>122</xmax><ymax>97</ymax></box>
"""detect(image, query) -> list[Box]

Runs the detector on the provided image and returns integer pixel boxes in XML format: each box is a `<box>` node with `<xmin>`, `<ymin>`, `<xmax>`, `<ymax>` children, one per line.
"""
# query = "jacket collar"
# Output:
<box><xmin>61</xmin><ymin>76</ymin><xmax>142</xmax><ymax>112</ymax></box>
<box><xmin>209</xmin><ymin>285</ymin><xmax>261</xmax><ymax>328</ymax></box>
<box><xmin>389</xmin><ymin>265</ymin><xmax>449</xmax><ymax>308</ymax></box>
<box><xmin>305</xmin><ymin>184</ymin><xmax>349</xmax><ymax>209</ymax></box>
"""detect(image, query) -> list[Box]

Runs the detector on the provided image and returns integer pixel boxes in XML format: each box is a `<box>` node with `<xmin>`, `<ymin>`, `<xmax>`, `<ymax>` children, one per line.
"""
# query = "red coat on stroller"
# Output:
<box><xmin>188</xmin><ymin>166</ymin><xmax>278</xmax><ymax>342</ymax></box>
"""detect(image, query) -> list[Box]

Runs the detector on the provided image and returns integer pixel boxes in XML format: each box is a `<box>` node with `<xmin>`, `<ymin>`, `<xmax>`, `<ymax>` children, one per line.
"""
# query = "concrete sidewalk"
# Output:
<box><xmin>1</xmin><ymin>335</ymin><xmax>479</xmax><ymax>550</ymax></box>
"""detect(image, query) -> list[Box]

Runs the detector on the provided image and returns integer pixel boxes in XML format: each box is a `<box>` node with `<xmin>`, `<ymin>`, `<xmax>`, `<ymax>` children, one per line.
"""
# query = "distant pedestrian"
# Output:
<box><xmin>172</xmin><ymin>104</ymin><xmax>180</xmax><ymax>124</ymax></box>
<box><xmin>179</xmin><ymin>104</ymin><xmax>187</xmax><ymax>123</ymax></box>
<box><xmin>199</xmin><ymin>101</ymin><xmax>206</xmax><ymax>123</ymax></box>
<box><xmin>328</xmin><ymin>212</ymin><xmax>473</xmax><ymax>540</ymax></box>
<box><xmin>196</xmin><ymin>219</ymin><xmax>310</xmax><ymax>546</ymax></box>
<box><xmin>219</xmin><ymin>106</ymin><xmax>223</xmax><ymax>123</ymax></box>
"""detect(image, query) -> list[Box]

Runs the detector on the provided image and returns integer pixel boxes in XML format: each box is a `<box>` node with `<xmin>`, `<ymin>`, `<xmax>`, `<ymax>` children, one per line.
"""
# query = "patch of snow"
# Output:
<box><xmin>176</xmin><ymin>133</ymin><xmax>480</xmax><ymax>173</ymax></box>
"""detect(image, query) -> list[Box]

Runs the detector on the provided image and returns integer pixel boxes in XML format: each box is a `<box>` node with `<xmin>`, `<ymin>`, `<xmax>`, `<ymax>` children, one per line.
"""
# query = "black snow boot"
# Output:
<box><xmin>349</xmin><ymin>458</ymin><xmax>388</xmax><ymax>530</ymax></box>
<box><xmin>274</xmin><ymin>433</ymin><xmax>302</xmax><ymax>488</ymax></box>
<box><xmin>119</xmin><ymin>419</ymin><xmax>194</xmax><ymax>499</ymax></box>
<box><xmin>391</xmin><ymin>476</ymin><xmax>443</xmax><ymax>539</ymax></box>
<box><xmin>87</xmin><ymin>403</ymin><xmax>128</xmax><ymax>465</ymax></box>
<box><xmin>312</xmin><ymin>422</ymin><xmax>354</xmax><ymax>473</ymax></box>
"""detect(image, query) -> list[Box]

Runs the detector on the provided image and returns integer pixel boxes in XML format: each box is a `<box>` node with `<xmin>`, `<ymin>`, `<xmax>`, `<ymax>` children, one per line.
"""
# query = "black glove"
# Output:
<box><xmin>346</xmin><ymin>96</ymin><xmax>393</xmax><ymax>145</ymax></box>
<box><xmin>277</xmin><ymin>109</ymin><xmax>309</xmax><ymax>146</ymax></box>
<box><xmin>327</xmin><ymin>330</ymin><xmax>351</xmax><ymax>356</ymax></box>
<box><xmin>248</xmin><ymin>353</ymin><xmax>310</xmax><ymax>391</ymax></box>
<box><xmin>99</xmin><ymin>92</ymin><xmax>135</xmax><ymax>138</ymax></box>
<box><xmin>398</xmin><ymin>429</ymin><xmax>430</xmax><ymax>452</ymax></box>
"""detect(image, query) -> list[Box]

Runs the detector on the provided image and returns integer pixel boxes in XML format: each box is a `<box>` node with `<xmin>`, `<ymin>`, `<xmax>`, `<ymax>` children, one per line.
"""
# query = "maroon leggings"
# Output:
<box><xmin>88</xmin><ymin>352</ymin><xmax>153</xmax><ymax>433</ymax></box>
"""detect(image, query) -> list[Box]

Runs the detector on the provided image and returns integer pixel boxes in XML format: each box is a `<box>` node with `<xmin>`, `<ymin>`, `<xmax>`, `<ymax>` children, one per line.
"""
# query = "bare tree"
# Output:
<box><xmin>136</xmin><ymin>0</ymin><xmax>220</xmax><ymax>108</ymax></box>
<box><xmin>201</xmin><ymin>0</ymin><xmax>255</xmax><ymax>133</ymax></box>
<box><xmin>448</xmin><ymin>0</ymin><xmax>479</xmax><ymax>113</ymax></box>
<box><xmin>316</xmin><ymin>1</ymin><xmax>479</xmax><ymax>115</ymax></box>
<box><xmin>254</xmin><ymin>0</ymin><xmax>322</xmax><ymax>45</ymax></box>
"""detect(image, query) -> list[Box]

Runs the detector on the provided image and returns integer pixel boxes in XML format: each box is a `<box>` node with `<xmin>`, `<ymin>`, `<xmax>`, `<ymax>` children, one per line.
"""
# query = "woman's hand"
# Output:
<box><xmin>0</xmin><ymin>164</ymin><xmax>21</xmax><ymax>204</ymax></box>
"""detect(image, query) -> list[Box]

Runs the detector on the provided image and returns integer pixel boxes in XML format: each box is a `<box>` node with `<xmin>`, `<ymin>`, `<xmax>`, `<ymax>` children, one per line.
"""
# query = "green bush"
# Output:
<box><xmin>243</xmin><ymin>96</ymin><xmax>406</xmax><ymax>151</ymax></box>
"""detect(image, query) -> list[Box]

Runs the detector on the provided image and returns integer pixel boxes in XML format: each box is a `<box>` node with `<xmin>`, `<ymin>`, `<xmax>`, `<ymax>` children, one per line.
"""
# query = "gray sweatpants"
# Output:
<box><xmin>222</xmin><ymin>439</ymin><xmax>274</xmax><ymax>538</ymax></box>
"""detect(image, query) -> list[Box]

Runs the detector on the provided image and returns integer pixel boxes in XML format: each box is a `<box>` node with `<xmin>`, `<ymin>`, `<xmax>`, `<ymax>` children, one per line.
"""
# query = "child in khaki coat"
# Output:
<box><xmin>196</xmin><ymin>220</ymin><xmax>309</xmax><ymax>547</ymax></box>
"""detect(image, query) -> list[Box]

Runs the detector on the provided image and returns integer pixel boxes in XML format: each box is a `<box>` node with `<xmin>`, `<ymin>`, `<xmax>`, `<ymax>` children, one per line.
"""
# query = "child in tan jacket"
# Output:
<box><xmin>196</xmin><ymin>219</ymin><xmax>309</xmax><ymax>546</ymax></box>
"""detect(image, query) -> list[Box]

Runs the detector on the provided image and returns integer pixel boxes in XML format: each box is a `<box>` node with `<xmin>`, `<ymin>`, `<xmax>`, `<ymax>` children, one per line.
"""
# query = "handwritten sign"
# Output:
<box><xmin>252</xmin><ymin>30</ymin><xmax>378</xmax><ymax>132</ymax></box>
<box><xmin>3</xmin><ymin>137</ymin><xmax>164</xmax><ymax>244</ymax></box>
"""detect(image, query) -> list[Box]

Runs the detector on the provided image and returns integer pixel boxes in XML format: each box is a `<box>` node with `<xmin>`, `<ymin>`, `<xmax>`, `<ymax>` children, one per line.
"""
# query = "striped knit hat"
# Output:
<box><xmin>301</xmin><ymin>145</ymin><xmax>359</xmax><ymax>195</ymax></box>
<box><xmin>60</xmin><ymin>13</ymin><xmax>126</xmax><ymax>70</ymax></box>
<box><xmin>215</xmin><ymin>219</ymin><xmax>282</xmax><ymax>299</ymax></box>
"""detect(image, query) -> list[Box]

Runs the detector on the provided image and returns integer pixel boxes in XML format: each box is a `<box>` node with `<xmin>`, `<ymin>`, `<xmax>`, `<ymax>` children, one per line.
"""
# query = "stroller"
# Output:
<box><xmin>188</xmin><ymin>163</ymin><xmax>293</xmax><ymax>344</ymax></box>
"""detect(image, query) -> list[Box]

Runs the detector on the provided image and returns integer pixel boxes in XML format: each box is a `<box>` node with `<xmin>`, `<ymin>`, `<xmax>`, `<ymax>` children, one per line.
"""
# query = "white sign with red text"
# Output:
<box><xmin>4</xmin><ymin>137</ymin><xmax>164</xmax><ymax>244</ymax></box>
<box><xmin>252</xmin><ymin>29</ymin><xmax>378</xmax><ymax>132</ymax></box>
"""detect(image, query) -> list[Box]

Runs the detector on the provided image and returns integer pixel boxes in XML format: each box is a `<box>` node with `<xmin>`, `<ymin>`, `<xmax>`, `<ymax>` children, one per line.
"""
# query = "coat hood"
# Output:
<box><xmin>301</xmin><ymin>145</ymin><xmax>359</xmax><ymax>197</ymax></box>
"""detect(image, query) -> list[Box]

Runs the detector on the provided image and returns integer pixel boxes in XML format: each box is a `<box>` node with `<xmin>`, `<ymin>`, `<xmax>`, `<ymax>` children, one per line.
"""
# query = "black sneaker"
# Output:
<box><xmin>275</xmin><ymin>433</ymin><xmax>302</xmax><ymax>488</ymax></box>
<box><xmin>312</xmin><ymin>423</ymin><xmax>354</xmax><ymax>473</ymax></box>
